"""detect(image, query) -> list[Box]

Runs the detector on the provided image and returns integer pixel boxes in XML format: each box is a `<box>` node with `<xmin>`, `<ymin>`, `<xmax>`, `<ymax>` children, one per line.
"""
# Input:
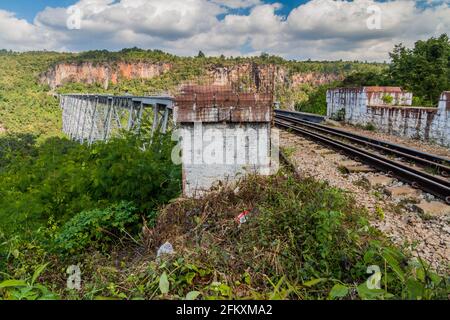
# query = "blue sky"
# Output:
<box><xmin>0</xmin><ymin>0</ymin><xmax>448</xmax><ymax>61</ymax></box>
<box><xmin>0</xmin><ymin>0</ymin><xmax>76</xmax><ymax>21</ymax></box>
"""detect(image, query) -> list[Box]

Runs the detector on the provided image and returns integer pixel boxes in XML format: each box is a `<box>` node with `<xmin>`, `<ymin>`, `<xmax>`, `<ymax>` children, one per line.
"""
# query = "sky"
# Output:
<box><xmin>0</xmin><ymin>0</ymin><xmax>449</xmax><ymax>61</ymax></box>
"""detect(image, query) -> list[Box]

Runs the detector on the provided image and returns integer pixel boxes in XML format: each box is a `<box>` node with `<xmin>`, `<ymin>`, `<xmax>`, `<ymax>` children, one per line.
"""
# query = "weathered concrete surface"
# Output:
<box><xmin>326</xmin><ymin>86</ymin><xmax>412</xmax><ymax>121</ymax></box>
<box><xmin>174</xmin><ymin>85</ymin><xmax>272</xmax><ymax>123</ymax></box>
<box><xmin>365</xmin><ymin>175</ymin><xmax>393</xmax><ymax>187</ymax></box>
<box><xmin>385</xmin><ymin>186</ymin><xmax>420</xmax><ymax>199</ymax></box>
<box><xmin>314</xmin><ymin>148</ymin><xmax>335</xmax><ymax>155</ymax></box>
<box><xmin>327</xmin><ymin>88</ymin><xmax>450</xmax><ymax>148</ymax></box>
<box><xmin>344</xmin><ymin>165</ymin><xmax>376</xmax><ymax>173</ymax></box>
<box><xmin>174</xmin><ymin>85</ymin><xmax>274</xmax><ymax>198</ymax></box>
<box><xmin>177</xmin><ymin>123</ymin><xmax>273</xmax><ymax>198</ymax></box>
<box><xmin>338</xmin><ymin>160</ymin><xmax>360</xmax><ymax>167</ymax></box>
<box><xmin>414</xmin><ymin>201</ymin><xmax>450</xmax><ymax>217</ymax></box>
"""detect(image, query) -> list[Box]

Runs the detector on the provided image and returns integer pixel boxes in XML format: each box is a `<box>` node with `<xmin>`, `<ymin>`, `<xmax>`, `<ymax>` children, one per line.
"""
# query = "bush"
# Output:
<box><xmin>152</xmin><ymin>173</ymin><xmax>449</xmax><ymax>300</ymax></box>
<box><xmin>0</xmin><ymin>133</ymin><xmax>38</xmax><ymax>168</ymax></box>
<box><xmin>382</xmin><ymin>95</ymin><xmax>394</xmax><ymax>104</ymax></box>
<box><xmin>330</xmin><ymin>109</ymin><xmax>346</xmax><ymax>121</ymax></box>
<box><xmin>364</xmin><ymin>122</ymin><xmax>376</xmax><ymax>131</ymax></box>
<box><xmin>295</xmin><ymin>83</ymin><xmax>340</xmax><ymax>115</ymax></box>
<box><xmin>54</xmin><ymin>202</ymin><xmax>139</xmax><ymax>253</ymax></box>
<box><xmin>241</xmin><ymin>177</ymin><xmax>368</xmax><ymax>283</ymax></box>
<box><xmin>0</xmin><ymin>129</ymin><xmax>181</xmax><ymax>236</ymax></box>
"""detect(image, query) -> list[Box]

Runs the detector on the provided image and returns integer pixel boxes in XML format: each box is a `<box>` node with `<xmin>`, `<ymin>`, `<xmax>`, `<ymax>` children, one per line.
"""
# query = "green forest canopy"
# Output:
<box><xmin>343</xmin><ymin>34</ymin><xmax>450</xmax><ymax>106</ymax></box>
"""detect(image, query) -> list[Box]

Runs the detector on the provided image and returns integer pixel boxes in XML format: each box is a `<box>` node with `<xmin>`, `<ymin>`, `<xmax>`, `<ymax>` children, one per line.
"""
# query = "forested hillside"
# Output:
<box><xmin>0</xmin><ymin>52</ymin><xmax>67</xmax><ymax>137</ymax></box>
<box><xmin>0</xmin><ymin>49</ymin><xmax>385</xmax><ymax>137</ymax></box>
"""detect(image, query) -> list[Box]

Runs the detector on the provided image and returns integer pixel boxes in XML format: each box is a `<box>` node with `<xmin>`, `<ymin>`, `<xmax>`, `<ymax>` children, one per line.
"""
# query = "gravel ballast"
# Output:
<box><xmin>280</xmin><ymin>131</ymin><xmax>450</xmax><ymax>274</ymax></box>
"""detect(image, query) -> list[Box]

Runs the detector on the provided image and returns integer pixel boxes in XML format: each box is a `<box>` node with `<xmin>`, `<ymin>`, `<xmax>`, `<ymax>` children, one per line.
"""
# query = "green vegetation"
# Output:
<box><xmin>0</xmin><ymin>264</ymin><xmax>59</xmax><ymax>300</ymax></box>
<box><xmin>342</xmin><ymin>70</ymin><xmax>389</xmax><ymax>87</ymax></box>
<box><xmin>0</xmin><ymin>48</ymin><xmax>387</xmax><ymax>138</ymax></box>
<box><xmin>1</xmin><ymin>35</ymin><xmax>447</xmax><ymax>135</ymax></box>
<box><xmin>295</xmin><ymin>83</ymin><xmax>340</xmax><ymax>115</ymax></box>
<box><xmin>57</xmin><ymin>50</ymin><xmax>385</xmax><ymax>110</ymax></box>
<box><xmin>0</xmin><ymin>51</ymin><xmax>69</xmax><ymax>136</ymax></box>
<box><xmin>0</xmin><ymin>128</ymin><xmax>182</xmax><ymax>299</ymax></box>
<box><xmin>60</xmin><ymin>48</ymin><xmax>177</xmax><ymax>65</ymax></box>
<box><xmin>0</xmin><ymin>128</ymin><xmax>180</xmax><ymax>238</ymax></box>
<box><xmin>298</xmin><ymin>34</ymin><xmax>449</xmax><ymax>114</ymax></box>
<box><xmin>389</xmin><ymin>34</ymin><xmax>450</xmax><ymax>106</ymax></box>
<box><xmin>149</xmin><ymin>174</ymin><xmax>447</xmax><ymax>300</ymax></box>
<box><xmin>360</xmin><ymin>122</ymin><xmax>377</xmax><ymax>131</ymax></box>
<box><xmin>343</xmin><ymin>34</ymin><xmax>450</xmax><ymax>107</ymax></box>
<box><xmin>382</xmin><ymin>94</ymin><xmax>394</xmax><ymax>105</ymax></box>
<box><xmin>54</xmin><ymin>202</ymin><xmax>139</xmax><ymax>254</ymax></box>
<box><xmin>0</xmin><ymin>41</ymin><xmax>448</xmax><ymax>300</ymax></box>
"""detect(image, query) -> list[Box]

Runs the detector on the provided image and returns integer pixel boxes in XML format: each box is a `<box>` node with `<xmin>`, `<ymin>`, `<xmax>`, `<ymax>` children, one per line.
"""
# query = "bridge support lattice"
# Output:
<box><xmin>60</xmin><ymin>94</ymin><xmax>174</xmax><ymax>144</ymax></box>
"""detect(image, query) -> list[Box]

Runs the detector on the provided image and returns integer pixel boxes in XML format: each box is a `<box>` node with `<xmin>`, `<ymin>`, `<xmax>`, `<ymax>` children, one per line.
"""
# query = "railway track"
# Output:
<box><xmin>274</xmin><ymin>110</ymin><xmax>450</xmax><ymax>204</ymax></box>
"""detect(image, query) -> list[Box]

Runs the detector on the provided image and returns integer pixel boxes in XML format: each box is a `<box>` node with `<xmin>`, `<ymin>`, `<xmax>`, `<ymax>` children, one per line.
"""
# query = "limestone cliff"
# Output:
<box><xmin>40</xmin><ymin>61</ymin><xmax>342</xmax><ymax>91</ymax></box>
<box><xmin>206</xmin><ymin>63</ymin><xmax>342</xmax><ymax>88</ymax></box>
<box><xmin>40</xmin><ymin>61</ymin><xmax>173</xmax><ymax>90</ymax></box>
<box><xmin>205</xmin><ymin>63</ymin><xmax>343</xmax><ymax>109</ymax></box>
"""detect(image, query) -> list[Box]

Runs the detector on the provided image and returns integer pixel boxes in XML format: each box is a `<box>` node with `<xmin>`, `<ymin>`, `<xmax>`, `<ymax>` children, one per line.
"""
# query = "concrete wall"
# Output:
<box><xmin>174</xmin><ymin>85</ymin><xmax>274</xmax><ymax>198</ymax></box>
<box><xmin>364</xmin><ymin>106</ymin><xmax>438</xmax><ymax>140</ymax></box>
<box><xmin>431</xmin><ymin>92</ymin><xmax>450</xmax><ymax>147</ymax></box>
<box><xmin>177</xmin><ymin>122</ymin><xmax>272</xmax><ymax>197</ymax></box>
<box><xmin>327</xmin><ymin>87</ymin><xmax>365</xmax><ymax>120</ymax></box>
<box><xmin>326</xmin><ymin>88</ymin><xmax>450</xmax><ymax>147</ymax></box>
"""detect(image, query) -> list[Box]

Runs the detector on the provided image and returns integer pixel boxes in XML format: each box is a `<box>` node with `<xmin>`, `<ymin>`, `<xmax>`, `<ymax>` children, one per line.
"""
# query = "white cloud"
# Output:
<box><xmin>278</xmin><ymin>0</ymin><xmax>450</xmax><ymax>61</ymax></box>
<box><xmin>211</xmin><ymin>0</ymin><xmax>262</xmax><ymax>9</ymax></box>
<box><xmin>0</xmin><ymin>0</ymin><xmax>449</xmax><ymax>61</ymax></box>
<box><xmin>0</xmin><ymin>10</ymin><xmax>56</xmax><ymax>50</ymax></box>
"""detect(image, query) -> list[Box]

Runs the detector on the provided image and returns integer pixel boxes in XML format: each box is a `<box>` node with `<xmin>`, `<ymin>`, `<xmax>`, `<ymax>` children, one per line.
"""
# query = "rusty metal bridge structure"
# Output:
<box><xmin>60</xmin><ymin>94</ymin><xmax>174</xmax><ymax>144</ymax></box>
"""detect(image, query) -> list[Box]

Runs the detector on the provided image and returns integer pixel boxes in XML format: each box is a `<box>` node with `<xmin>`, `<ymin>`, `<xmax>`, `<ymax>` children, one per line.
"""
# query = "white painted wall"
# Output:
<box><xmin>431</xmin><ymin>92</ymin><xmax>450</xmax><ymax>147</ymax></box>
<box><xmin>178</xmin><ymin>122</ymin><xmax>274</xmax><ymax>198</ymax></box>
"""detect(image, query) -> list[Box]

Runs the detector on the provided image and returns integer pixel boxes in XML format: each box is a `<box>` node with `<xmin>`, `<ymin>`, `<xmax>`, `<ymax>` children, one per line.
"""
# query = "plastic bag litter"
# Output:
<box><xmin>235</xmin><ymin>210</ymin><xmax>251</xmax><ymax>224</ymax></box>
<box><xmin>157</xmin><ymin>242</ymin><xmax>174</xmax><ymax>258</ymax></box>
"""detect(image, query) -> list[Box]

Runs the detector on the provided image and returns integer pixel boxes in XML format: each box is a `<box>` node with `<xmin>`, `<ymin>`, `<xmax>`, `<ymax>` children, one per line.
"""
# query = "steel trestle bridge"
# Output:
<box><xmin>60</xmin><ymin>94</ymin><xmax>174</xmax><ymax>144</ymax></box>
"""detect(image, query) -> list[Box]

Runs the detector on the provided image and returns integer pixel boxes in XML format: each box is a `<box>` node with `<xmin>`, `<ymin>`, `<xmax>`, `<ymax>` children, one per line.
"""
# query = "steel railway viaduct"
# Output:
<box><xmin>60</xmin><ymin>94</ymin><xmax>174</xmax><ymax>144</ymax></box>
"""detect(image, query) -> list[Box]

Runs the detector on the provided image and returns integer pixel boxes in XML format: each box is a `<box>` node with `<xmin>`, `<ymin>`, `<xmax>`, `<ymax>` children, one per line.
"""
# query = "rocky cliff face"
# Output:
<box><xmin>206</xmin><ymin>63</ymin><xmax>342</xmax><ymax>88</ymax></box>
<box><xmin>40</xmin><ymin>62</ymin><xmax>173</xmax><ymax>89</ymax></box>
<box><xmin>40</xmin><ymin>61</ymin><xmax>342</xmax><ymax>91</ymax></box>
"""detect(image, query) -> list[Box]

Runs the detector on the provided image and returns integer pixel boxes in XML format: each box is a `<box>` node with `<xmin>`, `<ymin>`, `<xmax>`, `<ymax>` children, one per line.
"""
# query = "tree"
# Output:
<box><xmin>260</xmin><ymin>52</ymin><xmax>269</xmax><ymax>60</ymax></box>
<box><xmin>295</xmin><ymin>83</ymin><xmax>341</xmax><ymax>116</ymax></box>
<box><xmin>197</xmin><ymin>50</ymin><xmax>206</xmax><ymax>58</ymax></box>
<box><xmin>389</xmin><ymin>34</ymin><xmax>450</xmax><ymax>106</ymax></box>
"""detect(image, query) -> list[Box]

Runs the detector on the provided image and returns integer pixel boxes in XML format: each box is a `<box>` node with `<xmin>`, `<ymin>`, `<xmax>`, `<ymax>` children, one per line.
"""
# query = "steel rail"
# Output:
<box><xmin>275</xmin><ymin>113</ymin><xmax>450</xmax><ymax>178</ymax></box>
<box><xmin>275</xmin><ymin>110</ymin><xmax>450</xmax><ymax>169</ymax></box>
<box><xmin>275</xmin><ymin>118</ymin><xmax>450</xmax><ymax>204</ymax></box>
